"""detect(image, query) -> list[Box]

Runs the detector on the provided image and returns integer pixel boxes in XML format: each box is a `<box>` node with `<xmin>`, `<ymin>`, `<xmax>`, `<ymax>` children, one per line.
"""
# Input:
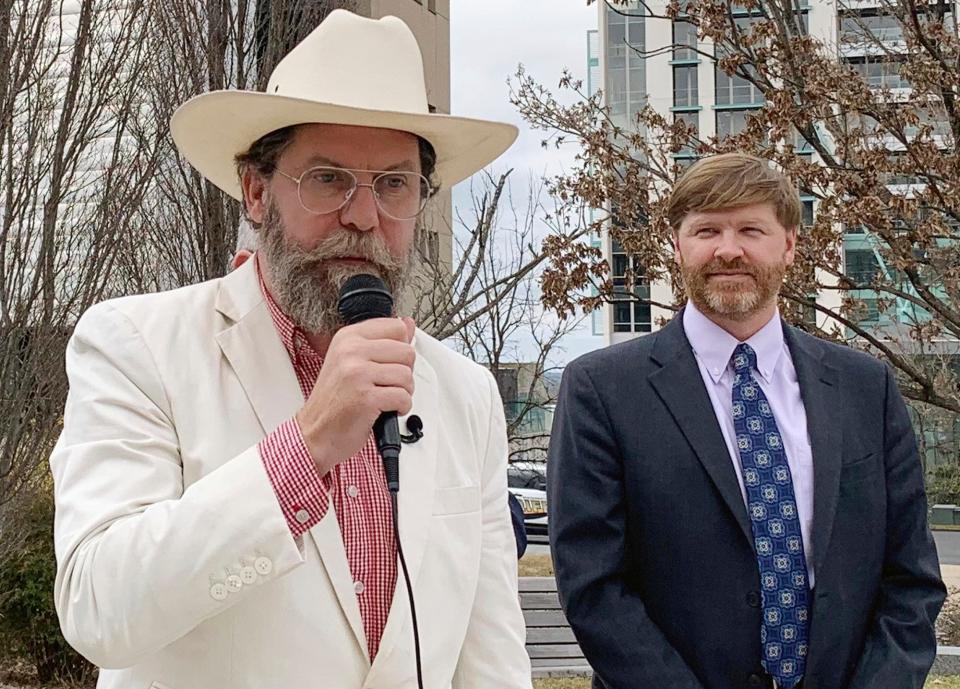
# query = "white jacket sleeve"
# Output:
<box><xmin>452</xmin><ymin>372</ymin><xmax>533</xmax><ymax>688</ymax></box>
<box><xmin>50</xmin><ymin>303</ymin><xmax>305</xmax><ymax>669</ymax></box>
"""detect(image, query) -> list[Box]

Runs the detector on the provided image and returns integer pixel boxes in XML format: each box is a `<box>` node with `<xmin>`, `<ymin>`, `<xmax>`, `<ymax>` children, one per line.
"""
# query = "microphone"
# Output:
<box><xmin>401</xmin><ymin>415</ymin><xmax>423</xmax><ymax>444</ymax></box>
<box><xmin>337</xmin><ymin>274</ymin><xmax>402</xmax><ymax>493</ymax></box>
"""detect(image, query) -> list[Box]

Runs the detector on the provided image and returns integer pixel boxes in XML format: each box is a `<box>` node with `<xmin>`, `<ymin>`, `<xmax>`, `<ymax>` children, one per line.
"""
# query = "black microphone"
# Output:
<box><xmin>337</xmin><ymin>274</ymin><xmax>402</xmax><ymax>493</ymax></box>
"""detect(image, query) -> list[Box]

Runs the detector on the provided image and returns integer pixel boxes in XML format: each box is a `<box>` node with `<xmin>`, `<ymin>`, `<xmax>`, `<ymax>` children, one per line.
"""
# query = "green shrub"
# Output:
<box><xmin>0</xmin><ymin>488</ymin><xmax>95</xmax><ymax>684</ymax></box>
<box><xmin>927</xmin><ymin>463</ymin><xmax>960</xmax><ymax>506</ymax></box>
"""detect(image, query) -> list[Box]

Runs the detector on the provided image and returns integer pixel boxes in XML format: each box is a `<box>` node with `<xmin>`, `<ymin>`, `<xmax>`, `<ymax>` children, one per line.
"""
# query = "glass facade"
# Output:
<box><xmin>606</xmin><ymin>5</ymin><xmax>646</xmax><ymax>125</ymax></box>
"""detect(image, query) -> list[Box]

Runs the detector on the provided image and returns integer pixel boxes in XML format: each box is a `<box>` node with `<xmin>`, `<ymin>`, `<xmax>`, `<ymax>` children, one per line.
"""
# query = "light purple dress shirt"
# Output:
<box><xmin>682</xmin><ymin>301</ymin><xmax>816</xmax><ymax>586</ymax></box>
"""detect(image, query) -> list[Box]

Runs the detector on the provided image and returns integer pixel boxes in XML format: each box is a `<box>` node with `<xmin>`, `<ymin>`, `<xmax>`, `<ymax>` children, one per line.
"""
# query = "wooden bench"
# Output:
<box><xmin>519</xmin><ymin>576</ymin><xmax>593</xmax><ymax>678</ymax></box>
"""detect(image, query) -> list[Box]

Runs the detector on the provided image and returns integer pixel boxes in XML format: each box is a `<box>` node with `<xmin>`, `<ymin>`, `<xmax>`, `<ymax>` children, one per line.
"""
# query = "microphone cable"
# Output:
<box><xmin>391</xmin><ymin>492</ymin><xmax>424</xmax><ymax>689</ymax></box>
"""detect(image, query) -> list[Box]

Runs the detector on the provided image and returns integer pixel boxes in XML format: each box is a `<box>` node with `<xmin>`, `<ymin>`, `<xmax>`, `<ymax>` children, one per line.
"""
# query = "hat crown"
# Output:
<box><xmin>266</xmin><ymin>10</ymin><xmax>429</xmax><ymax>115</ymax></box>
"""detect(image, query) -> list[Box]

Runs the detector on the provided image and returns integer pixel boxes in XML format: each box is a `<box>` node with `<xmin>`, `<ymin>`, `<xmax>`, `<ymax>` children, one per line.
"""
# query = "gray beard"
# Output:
<box><xmin>257</xmin><ymin>202</ymin><xmax>411</xmax><ymax>335</ymax></box>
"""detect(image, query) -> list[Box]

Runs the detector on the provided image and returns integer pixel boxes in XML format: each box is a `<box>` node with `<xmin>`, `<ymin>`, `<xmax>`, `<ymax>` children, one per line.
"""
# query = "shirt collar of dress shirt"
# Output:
<box><xmin>682</xmin><ymin>299</ymin><xmax>784</xmax><ymax>385</ymax></box>
<box><xmin>255</xmin><ymin>254</ymin><xmax>322</xmax><ymax>365</ymax></box>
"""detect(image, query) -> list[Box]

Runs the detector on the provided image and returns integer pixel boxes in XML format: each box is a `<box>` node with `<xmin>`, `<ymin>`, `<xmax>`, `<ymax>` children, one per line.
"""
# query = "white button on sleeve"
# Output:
<box><xmin>240</xmin><ymin>566</ymin><xmax>258</xmax><ymax>585</ymax></box>
<box><xmin>254</xmin><ymin>556</ymin><xmax>273</xmax><ymax>576</ymax></box>
<box><xmin>210</xmin><ymin>583</ymin><xmax>228</xmax><ymax>601</ymax></box>
<box><xmin>225</xmin><ymin>575</ymin><xmax>243</xmax><ymax>593</ymax></box>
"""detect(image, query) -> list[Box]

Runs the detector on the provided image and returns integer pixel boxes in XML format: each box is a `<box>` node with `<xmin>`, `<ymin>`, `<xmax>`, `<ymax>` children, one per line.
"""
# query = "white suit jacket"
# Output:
<box><xmin>50</xmin><ymin>258</ymin><xmax>532</xmax><ymax>689</ymax></box>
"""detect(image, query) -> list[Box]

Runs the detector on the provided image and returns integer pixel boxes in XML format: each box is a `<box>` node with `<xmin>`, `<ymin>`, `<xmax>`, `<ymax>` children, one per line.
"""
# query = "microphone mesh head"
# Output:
<box><xmin>337</xmin><ymin>274</ymin><xmax>394</xmax><ymax>325</ymax></box>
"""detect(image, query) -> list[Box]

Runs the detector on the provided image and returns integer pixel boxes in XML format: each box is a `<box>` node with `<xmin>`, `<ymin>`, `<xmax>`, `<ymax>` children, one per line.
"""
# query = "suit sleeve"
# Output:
<box><xmin>846</xmin><ymin>366</ymin><xmax>946</xmax><ymax>689</ymax></box>
<box><xmin>50</xmin><ymin>303</ymin><xmax>309</xmax><ymax>669</ymax></box>
<box><xmin>452</xmin><ymin>372</ymin><xmax>533</xmax><ymax>689</ymax></box>
<box><xmin>548</xmin><ymin>361</ymin><xmax>706</xmax><ymax>689</ymax></box>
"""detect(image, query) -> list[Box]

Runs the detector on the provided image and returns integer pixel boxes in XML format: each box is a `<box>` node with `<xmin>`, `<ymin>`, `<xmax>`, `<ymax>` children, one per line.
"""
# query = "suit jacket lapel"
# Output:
<box><xmin>369</xmin><ymin>338</ymin><xmax>439</xmax><ymax>675</ymax></box>
<box><xmin>214</xmin><ymin>260</ymin><xmax>303</xmax><ymax>437</ymax></box>
<box><xmin>783</xmin><ymin>326</ymin><xmax>842</xmax><ymax>577</ymax></box>
<box><xmin>214</xmin><ymin>258</ymin><xmax>369</xmax><ymax>660</ymax></box>
<box><xmin>648</xmin><ymin>316</ymin><xmax>755</xmax><ymax>549</ymax></box>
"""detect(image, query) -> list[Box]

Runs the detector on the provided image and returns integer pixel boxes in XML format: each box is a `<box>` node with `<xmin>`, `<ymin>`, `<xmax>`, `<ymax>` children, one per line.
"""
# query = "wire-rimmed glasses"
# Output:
<box><xmin>274</xmin><ymin>166</ymin><xmax>432</xmax><ymax>220</ymax></box>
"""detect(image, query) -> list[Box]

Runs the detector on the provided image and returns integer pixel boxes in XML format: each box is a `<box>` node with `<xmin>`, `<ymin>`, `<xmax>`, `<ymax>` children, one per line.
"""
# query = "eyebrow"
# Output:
<box><xmin>304</xmin><ymin>155</ymin><xmax>419</xmax><ymax>172</ymax></box>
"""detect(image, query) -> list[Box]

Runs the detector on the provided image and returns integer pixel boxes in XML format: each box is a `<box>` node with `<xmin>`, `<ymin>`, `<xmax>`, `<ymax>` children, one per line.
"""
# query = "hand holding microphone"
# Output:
<box><xmin>295</xmin><ymin>275</ymin><xmax>415</xmax><ymax>479</ymax></box>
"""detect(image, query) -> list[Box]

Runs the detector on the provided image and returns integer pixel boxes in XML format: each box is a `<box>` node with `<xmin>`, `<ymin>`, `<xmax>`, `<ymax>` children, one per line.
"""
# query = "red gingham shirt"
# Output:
<box><xmin>255</xmin><ymin>260</ymin><xmax>397</xmax><ymax>661</ymax></box>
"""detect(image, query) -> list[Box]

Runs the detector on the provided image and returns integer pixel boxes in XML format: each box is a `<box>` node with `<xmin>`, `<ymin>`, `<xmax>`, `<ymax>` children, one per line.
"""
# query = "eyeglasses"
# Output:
<box><xmin>273</xmin><ymin>166</ymin><xmax>432</xmax><ymax>220</ymax></box>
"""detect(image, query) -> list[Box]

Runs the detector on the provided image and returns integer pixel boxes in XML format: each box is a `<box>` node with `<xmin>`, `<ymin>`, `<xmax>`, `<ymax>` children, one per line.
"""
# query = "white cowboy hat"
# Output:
<box><xmin>170</xmin><ymin>9</ymin><xmax>518</xmax><ymax>201</ymax></box>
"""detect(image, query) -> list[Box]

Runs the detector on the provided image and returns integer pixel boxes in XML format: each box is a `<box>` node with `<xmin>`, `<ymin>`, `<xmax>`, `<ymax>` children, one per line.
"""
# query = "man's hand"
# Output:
<box><xmin>296</xmin><ymin>317</ymin><xmax>416</xmax><ymax>475</ymax></box>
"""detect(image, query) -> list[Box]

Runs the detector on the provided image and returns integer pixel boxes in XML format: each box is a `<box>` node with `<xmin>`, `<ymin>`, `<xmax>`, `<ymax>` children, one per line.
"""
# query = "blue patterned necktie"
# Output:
<box><xmin>731</xmin><ymin>343</ymin><xmax>809</xmax><ymax>688</ymax></box>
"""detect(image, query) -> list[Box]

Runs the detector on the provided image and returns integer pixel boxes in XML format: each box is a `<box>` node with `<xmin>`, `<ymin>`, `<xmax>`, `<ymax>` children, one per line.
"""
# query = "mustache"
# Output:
<box><xmin>700</xmin><ymin>259</ymin><xmax>759</xmax><ymax>276</ymax></box>
<box><xmin>284</xmin><ymin>231</ymin><xmax>402</xmax><ymax>273</ymax></box>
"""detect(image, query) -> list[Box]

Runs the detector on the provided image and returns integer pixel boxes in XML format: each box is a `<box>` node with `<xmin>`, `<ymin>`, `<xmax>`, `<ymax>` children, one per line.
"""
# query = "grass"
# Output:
<box><xmin>533</xmin><ymin>678</ymin><xmax>960</xmax><ymax>689</ymax></box>
<box><xmin>533</xmin><ymin>680</ymin><xmax>591</xmax><ymax>689</ymax></box>
<box><xmin>519</xmin><ymin>553</ymin><xmax>554</xmax><ymax>577</ymax></box>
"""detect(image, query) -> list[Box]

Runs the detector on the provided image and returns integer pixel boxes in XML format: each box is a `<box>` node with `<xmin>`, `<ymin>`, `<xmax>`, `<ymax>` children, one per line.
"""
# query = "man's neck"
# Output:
<box><xmin>698</xmin><ymin>302</ymin><xmax>778</xmax><ymax>342</ymax></box>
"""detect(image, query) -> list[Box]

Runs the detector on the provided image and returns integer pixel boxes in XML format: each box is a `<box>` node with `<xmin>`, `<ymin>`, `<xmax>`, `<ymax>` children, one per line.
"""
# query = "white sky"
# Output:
<box><xmin>449</xmin><ymin>0</ymin><xmax>601</xmax><ymax>363</ymax></box>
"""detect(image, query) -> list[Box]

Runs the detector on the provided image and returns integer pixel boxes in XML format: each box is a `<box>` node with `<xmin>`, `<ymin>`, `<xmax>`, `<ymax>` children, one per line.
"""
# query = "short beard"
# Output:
<box><xmin>681</xmin><ymin>257</ymin><xmax>786</xmax><ymax>322</ymax></box>
<box><xmin>257</xmin><ymin>202</ymin><xmax>411</xmax><ymax>335</ymax></box>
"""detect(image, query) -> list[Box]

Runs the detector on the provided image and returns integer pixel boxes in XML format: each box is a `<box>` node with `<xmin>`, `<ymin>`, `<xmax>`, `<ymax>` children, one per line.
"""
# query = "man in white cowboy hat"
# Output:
<box><xmin>50</xmin><ymin>10</ymin><xmax>532</xmax><ymax>689</ymax></box>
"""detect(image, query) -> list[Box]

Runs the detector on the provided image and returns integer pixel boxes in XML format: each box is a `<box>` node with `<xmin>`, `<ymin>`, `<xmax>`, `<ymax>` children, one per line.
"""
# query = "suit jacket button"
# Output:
<box><xmin>746</xmin><ymin>591</ymin><xmax>762</xmax><ymax>607</ymax></box>
<box><xmin>210</xmin><ymin>583</ymin><xmax>228</xmax><ymax>601</ymax></box>
<box><xmin>255</xmin><ymin>556</ymin><xmax>273</xmax><ymax>576</ymax></box>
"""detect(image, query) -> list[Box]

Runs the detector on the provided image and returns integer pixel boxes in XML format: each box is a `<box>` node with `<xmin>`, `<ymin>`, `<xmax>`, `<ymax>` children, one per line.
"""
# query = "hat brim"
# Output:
<box><xmin>170</xmin><ymin>91</ymin><xmax>519</xmax><ymax>201</ymax></box>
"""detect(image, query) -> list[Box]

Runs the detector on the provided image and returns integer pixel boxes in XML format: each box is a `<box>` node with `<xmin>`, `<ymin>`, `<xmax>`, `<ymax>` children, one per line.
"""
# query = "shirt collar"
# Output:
<box><xmin>255</xmin><ymin>254</ymin><xmax>321</xmax><ymax>365</ymax></box>
<box><xmin>682</xmin><ymin>300</ymin><xmax>784</xmax><ymax>384</ymax></box>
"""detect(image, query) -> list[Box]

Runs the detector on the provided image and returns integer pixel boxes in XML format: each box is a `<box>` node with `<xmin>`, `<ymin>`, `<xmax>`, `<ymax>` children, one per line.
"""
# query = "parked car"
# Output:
<box><xmin>508</xmin><ymin>462</ymin><xmax>548</xmax><ymax>540</ymax></box>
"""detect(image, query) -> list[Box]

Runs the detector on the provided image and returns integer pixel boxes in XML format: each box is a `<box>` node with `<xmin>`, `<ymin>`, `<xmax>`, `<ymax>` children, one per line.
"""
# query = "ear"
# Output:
<box><xmin>672</xmin><ymin>231</ymin><xmax>682</xmax><ymax>267</ymax></box>
<box><xmin>784</xmin><ymin>226</ymin><xmax>798</xmax><ymax>266</ymax></box>
<box><xmin>231</xmin><ymin>249</ymin><xmax>253</xmax><ymax>271</ymax></box>
<box><xmin>241</xmin><ymin>168</ymin><xmax>269</xmax><ymax>225</ymax></box>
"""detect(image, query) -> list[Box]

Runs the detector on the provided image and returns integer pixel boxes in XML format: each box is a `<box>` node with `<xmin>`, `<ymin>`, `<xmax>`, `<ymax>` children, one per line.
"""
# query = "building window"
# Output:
<box><xmin>801</xmin><ymin>199</ymin><xmax>815</xmax><ymax>227</ymax></box>
<box><xmin>716</xmin><ymin>109</ymin><xmax>757</xmax><ymax>138</ymax></box>
<box><xmin>840</xmin><ymin>13</ymin><xmax>904</xmax><ymax>45</ymax></box>
<box><xmin>674</xmin><ymin>110</ymin><xmax>699</xmax><ymax>159</ymax></box>
<box><xmin>845</xmin><ymin>248</ymin><xmax>880</xmax><ymax>285</ymax></box>
<box><xmin>611</xmin><ymin>239</ymin><xmax>652</xmax><ymax>333</ymax></box>
<box><xmin>848</xmin><ymin>57</ymin><xmax>910</xmax><ymax>89</ymax></box>
<box><xmin>715</xmin><ymin>68</ymin><xmax>762</xmax><ymax>106</ymax></box>
<box><xmin>803</xmin><ymin>295</ymin><xmax>817</xmax><ymax>328</ymax></box>
<box><xmin>673</xmin><ymin>20</ymin><xmax>697</xmax><ymax>61</ymax></box>
<box><xmin>606</xmin><ymin>6</ymin><xmax>645</xmax><ymax>122</ymax></box>
<box><xmin>673</xmin><ymin>65</ymin><xmax>698</xmax><ymax>107</ymax></box>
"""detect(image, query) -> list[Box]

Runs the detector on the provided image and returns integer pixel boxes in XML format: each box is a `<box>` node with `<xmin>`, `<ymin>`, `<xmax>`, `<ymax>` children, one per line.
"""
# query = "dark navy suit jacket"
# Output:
<box><xmin>548</xmin><ymin>315</ymin><xmax>945</xmax><ymax>689</ymax></box>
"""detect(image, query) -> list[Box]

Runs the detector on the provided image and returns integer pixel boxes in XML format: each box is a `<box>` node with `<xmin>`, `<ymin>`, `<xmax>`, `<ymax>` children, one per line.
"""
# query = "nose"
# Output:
<box><xmin>339</xmin><ymin>183</ymin><xmax>379</xmax><ymax>232</ymax></box>
<box><xmin>714</xmin><ymin>231</ymin><xmax>744</xmax><ymax>262</ymax></box>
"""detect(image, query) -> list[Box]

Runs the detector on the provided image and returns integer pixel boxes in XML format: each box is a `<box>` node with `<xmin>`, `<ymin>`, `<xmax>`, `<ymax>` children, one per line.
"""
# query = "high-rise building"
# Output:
<box><xmin>591</xmin><ymin>0</ymin><xmax>949</xmax><ymax>346</ymax></box>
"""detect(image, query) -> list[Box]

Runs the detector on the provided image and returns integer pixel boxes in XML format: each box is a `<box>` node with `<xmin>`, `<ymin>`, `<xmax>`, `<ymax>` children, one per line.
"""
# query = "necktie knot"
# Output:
<box><xmin>732</xmin><ymin>342</ymin><xmax>757</xmax><ymax>374</ymax></box>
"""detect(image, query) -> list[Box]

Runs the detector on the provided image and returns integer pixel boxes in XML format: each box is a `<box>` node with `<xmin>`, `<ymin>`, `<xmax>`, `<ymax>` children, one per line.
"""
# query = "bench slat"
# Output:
<box><xmin>523</xmin><ymin>609</ymin><xmax>570</xmax><ymax>626</ymax></box>
<box><xmin>520</xmin><ymin>592</ymin><xmax>562</xmax><ymax>609</ymax></box>
<box><xmin>527</xmin><ymin>627</ymin><xmax>578</xmax><ymax>644</ymax></box>
<box><xmin>527</xmin><ymin>643</ymin><xmax>586</xmax><ymax>659</ymax></box>
<box><xmin>518</xmin><ymin>576</ymin><xmax>558</xmax><ymax>592</ymax></box>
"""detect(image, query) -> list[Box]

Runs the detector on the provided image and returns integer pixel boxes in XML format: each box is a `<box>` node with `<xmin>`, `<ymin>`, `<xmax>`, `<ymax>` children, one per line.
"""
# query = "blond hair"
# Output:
<box><xmin>666</xmin><ymin>153</ymin><xmax>801</xmax><ymax>232</ymax></box>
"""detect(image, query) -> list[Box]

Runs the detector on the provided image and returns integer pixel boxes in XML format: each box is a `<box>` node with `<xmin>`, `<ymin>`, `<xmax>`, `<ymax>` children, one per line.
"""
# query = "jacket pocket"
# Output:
<box><xmin>432</xmin><ymin>485</ymin><xmax>481</xmax><ymax>515</ymax></box>
<box><xmin>839</xmin><ymin>451</ymin><xmax>880</xmax><ymax>486</ymax></box>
